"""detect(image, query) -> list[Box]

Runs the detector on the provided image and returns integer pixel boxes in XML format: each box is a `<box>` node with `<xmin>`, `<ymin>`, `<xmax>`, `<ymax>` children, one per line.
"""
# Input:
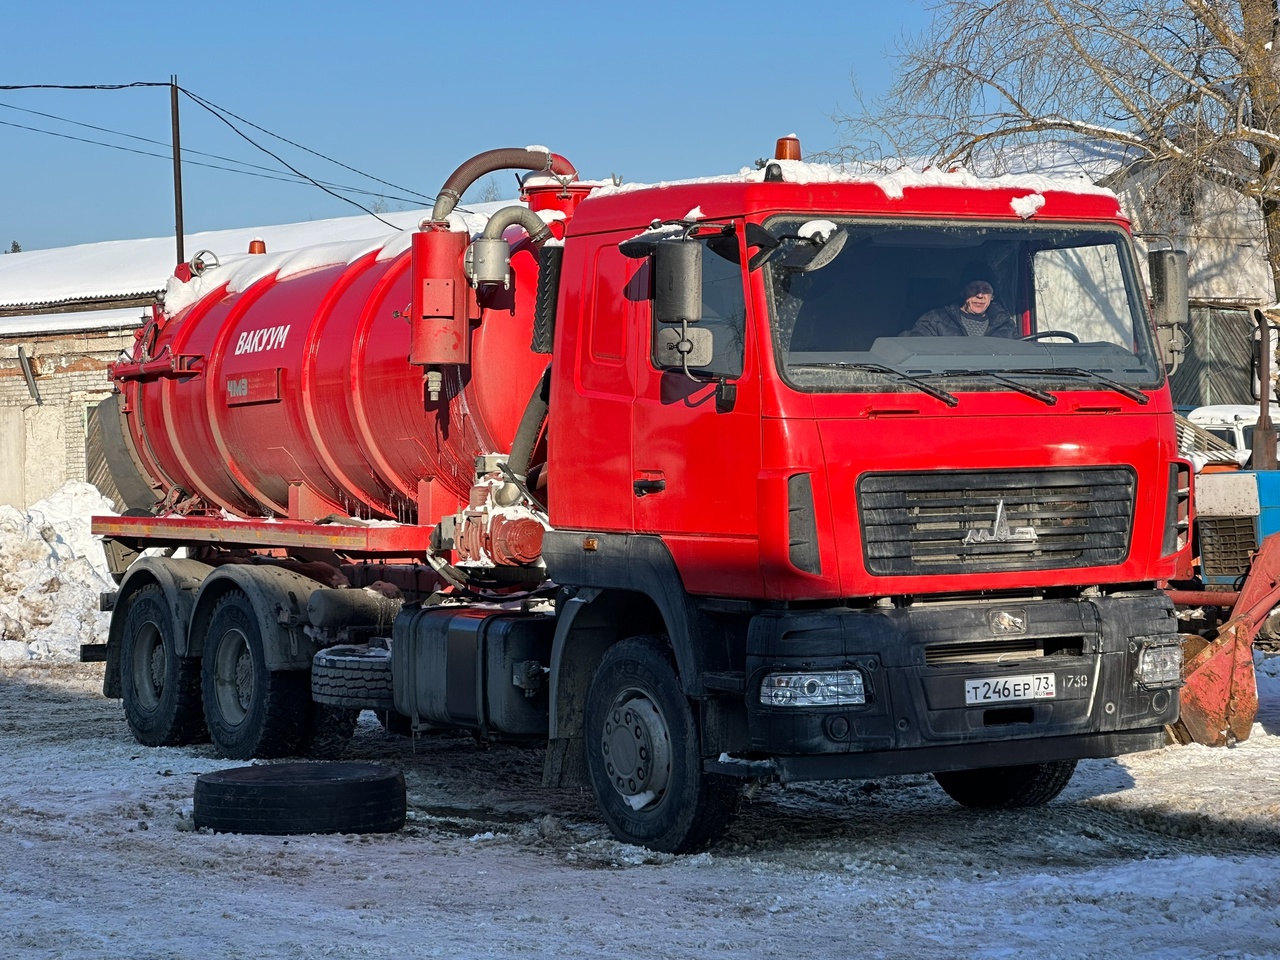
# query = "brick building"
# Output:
<box><xmin>0</xmin><ymin>307</ymin><xmax>146</xmax><ymax>508</ymax></box>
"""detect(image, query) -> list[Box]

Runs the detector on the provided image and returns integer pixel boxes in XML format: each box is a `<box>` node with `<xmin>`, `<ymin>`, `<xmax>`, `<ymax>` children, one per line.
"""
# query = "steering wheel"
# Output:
<box><xmin>1021</xmin><ymin>330</ymin><xmax>1079</xmax><ymax>343</ymax></box>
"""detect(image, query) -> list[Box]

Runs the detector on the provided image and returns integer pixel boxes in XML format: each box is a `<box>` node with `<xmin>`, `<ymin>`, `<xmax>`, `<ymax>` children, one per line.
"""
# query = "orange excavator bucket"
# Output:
<box><xmin>1167</xmin><ymin>534</ymin><xmax>1280</xmax><ymax>746</ymax></box>
<box><xmin>1171</xmin><ymin>625</ymin><xmax>1258</xmax><ymax>746</ymax></box>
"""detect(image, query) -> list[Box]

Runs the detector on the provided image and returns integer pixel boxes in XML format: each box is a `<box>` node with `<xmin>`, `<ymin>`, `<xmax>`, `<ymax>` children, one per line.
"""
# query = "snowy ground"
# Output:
<box><xmin>4</xmin><ymin>662</ymin><xmax>1280</xmax><ymax>960</ymax></box>
<box><xmin>3</xmin><ymin>489</ymin><xmax>1280</xmax><ymax>958</ymax></box>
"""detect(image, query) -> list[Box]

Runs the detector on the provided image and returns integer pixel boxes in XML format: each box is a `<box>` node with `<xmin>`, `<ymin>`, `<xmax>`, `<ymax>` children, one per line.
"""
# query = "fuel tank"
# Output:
<box><xmin>114</xmin><ymin>178</ymin><xmax>581</xmax><ymax>524</ymax></box>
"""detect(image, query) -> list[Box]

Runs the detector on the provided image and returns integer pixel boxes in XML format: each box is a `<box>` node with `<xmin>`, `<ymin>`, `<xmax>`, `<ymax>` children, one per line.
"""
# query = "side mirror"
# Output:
<box><xmin>653</xmin><ymin>239</ymin><xmax>703</xmax><ymax>324</ymax></box>
<box><xmin>1148</xmin><ymin>248</ymin><xmax>1189</xmax><ymax>371</ymax></box>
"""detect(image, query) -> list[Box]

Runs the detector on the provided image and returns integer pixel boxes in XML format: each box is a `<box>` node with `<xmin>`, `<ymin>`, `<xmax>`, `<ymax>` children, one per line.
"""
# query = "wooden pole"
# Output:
<box><xmin>171</xmin><ymin>75</ymin><xmax>185</xmax><ymax>267</ymax></box>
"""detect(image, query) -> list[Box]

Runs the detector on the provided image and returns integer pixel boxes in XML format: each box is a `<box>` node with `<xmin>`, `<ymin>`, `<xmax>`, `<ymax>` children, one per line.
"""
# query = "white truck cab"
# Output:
<box><xmin>1187</xmin><ymin>404</ymin><xmax>1280</xmax><ymax>463</ymax></box>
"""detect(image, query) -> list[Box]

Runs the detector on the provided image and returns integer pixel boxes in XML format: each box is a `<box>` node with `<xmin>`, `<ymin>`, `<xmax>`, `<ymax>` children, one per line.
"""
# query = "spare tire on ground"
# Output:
<box><xmin>193</xmin><ymin>762</ymin><xmax>406</xmax><ymax>835</ymax></box>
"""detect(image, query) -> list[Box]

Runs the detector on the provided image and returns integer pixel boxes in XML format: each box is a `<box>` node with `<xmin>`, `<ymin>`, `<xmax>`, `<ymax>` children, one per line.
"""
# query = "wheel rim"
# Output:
<box><xmin>129</xmin><ymin>622</ymin><xmax>164</xmax><ymax>710</ymax></box>
<box><xmin>600</xmin><ymin>692</ymin><xmax>672</xmax><ymax>810</ymax></box>
<box><xmin>212</xmin><ymin>627</ymin><xmax>254</xmax><ymax>726</ymax></box>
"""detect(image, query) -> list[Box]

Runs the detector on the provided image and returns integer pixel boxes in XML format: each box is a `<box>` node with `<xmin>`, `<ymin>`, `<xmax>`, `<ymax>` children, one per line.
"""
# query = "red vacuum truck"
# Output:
<box><xmin>86</xmin><ymin>138</ymin><xmax>1193</xmax><ymax>852</ymax></box>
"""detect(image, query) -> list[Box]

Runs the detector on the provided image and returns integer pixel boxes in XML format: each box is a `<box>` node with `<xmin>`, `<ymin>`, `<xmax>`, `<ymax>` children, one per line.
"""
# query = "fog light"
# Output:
<box><xmin>1137</xmin><ymin>641</ymin><xmax>1183</xmax><ymax>687</ymax></box>
<box><xmin>761</xmin><ymin>669</ymin><xmax>866</xmax><ymax>706</ymax></box>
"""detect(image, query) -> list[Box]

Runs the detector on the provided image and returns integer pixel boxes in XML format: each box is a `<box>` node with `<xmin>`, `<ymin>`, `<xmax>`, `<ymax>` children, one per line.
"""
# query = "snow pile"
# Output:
<box><xmin>1011</xmin><ymin>193</ymin><xmax>1047</xmax><ymax>219</ymax></box>
<box><xmin>0</xmin><ymin>482</ymin><xmax>117</xmax><ymax>662</ymax></box>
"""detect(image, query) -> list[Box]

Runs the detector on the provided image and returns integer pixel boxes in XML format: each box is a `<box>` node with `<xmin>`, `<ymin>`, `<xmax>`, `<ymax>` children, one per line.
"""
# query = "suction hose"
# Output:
<box><xmin>508</xmin><ymin>364</ymin><xmax>551</xmax><ymax>483</ymax></box>
<box><xmin>430</xmin><ymin>147</ymin><xmax>577</xmax><ymax>222</ymax></box>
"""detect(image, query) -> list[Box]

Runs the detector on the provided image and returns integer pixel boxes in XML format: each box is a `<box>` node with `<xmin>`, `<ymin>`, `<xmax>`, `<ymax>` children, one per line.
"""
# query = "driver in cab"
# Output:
<box><xmin>905</xmin><ymin>279</ymin><xmax>1018</xmax><ymax>338</ymax></box>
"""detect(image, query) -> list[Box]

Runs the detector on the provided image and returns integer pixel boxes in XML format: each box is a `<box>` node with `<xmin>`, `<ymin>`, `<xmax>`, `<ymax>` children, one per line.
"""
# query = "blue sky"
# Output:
<box><xmin>0</xmin><ymin>1</ymin><xmax>930</xmax><ymax>252</ymax></box>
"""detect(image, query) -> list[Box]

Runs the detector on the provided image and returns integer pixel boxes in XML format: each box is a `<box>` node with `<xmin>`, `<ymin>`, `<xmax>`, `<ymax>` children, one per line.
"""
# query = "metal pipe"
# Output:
<box><xmin>1165</xmin><ymin>589</ymin><xmax>1239</xmax><ymax>608</ymax></box>
<box><xmin>17</xmin><ymin>346</ymin><xmax>41</xmax><ymax>405</ymax></box>
<box><xmin>1255</xmin><ymin>307</ymin><xmax>1277</xmax><ymax>469</ymax></box>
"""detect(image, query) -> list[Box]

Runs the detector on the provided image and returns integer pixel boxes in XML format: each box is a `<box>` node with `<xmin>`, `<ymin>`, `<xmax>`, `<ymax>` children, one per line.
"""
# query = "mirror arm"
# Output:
<box><xmin>677</xmin><ymin>320</ymin><xmax>701</xmax><ymax>383</ymax></box>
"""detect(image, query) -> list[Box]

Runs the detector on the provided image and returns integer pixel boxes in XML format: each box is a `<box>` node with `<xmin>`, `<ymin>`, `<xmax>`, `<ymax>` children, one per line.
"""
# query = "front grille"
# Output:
<box><xmin>924</xmin><ymin>636</ymin><xmax>1085</xmax><ymax>665</ymax></box>
<box><xmin>858</xmin><ymin>467</ymin><xmax>1135</xmax><ymax>576</ymax></box>
<box><xmin>1198</xmin><ymin>515</ymin><xmax>1256</xmax><ymax>580</ymax></box>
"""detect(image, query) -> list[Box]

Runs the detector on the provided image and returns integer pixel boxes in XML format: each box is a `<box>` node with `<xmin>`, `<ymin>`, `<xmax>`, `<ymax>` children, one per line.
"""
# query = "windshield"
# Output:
<box><xmin>764</xmin><ymin>216</ymin><xmax>1162</xmax><ymax>394</ymax></box>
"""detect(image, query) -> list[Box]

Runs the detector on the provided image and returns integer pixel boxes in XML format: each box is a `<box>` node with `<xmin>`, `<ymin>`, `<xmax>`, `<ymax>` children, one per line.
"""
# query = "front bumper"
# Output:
<box><xmin>735</xmin><ymin>590</ymin><xmax>1178</xmax><ymax>779</ymax></box>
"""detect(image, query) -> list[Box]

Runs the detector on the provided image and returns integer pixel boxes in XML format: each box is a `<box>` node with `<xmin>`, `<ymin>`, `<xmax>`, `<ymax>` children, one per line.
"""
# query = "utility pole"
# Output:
<box><xmin>171</xmin><ymin>75</ymin><xmax>185</xmax><ymax>267</ymax></box>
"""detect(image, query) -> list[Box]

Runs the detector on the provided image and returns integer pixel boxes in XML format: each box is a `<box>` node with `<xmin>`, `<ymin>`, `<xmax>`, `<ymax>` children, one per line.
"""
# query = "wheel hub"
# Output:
<box><xmin>148</xmin><ymin>644</ymin><xmax>165</xmax><ymax>695</ymax></box>
<box><xmin>233</xmin><ymin>649</ymin><xmax>254</xmax><ymax>711</ymax></box>
<box><xmin>213</xmin><ymin>628</ymin><xmax>254</xmax><ymax>724</ymax></box>
<box><xmin>600</xmin><ymin>694</ymin><xmax>672</xmax><ymax>807</ymax></box>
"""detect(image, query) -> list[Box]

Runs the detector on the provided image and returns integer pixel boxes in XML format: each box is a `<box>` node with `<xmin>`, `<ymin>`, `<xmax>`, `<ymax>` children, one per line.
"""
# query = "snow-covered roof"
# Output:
<box><xmin>0</xmin><ymin>206</ymin><xmax>446</xmax><ymax>312</ymax></box>
<box><xmin>159</xmin><ymin>204</ymin><xmax>507</xmax><ymax>320</ymax></box>
<box><xmin>0</xmin><ymin>306</ymin><xmax>148</xmax><ymax>339</ymax></box>
<box><xmin>0</xmin><ymin>200</ymin><xmax>532</xmax><ymax>336</ymax></box>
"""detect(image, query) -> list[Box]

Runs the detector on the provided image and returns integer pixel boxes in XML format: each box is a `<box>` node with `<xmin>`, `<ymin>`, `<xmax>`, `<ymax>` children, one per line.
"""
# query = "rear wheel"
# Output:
<box><xmin>119</xmin><ymin>585</ymin><xmax>206</xmax><ymax>746</ymax></box>
<box><xmin>200</xmin><ymin>591</ymin><xmax>309</xmax><ymax>759</ymax></box>
<box><xmin>584</xmin><ymin>636</ymin><xmax>740</xmax><ymax>853</ymax></box>
<box><xmin>933</xmin><ymin>759</ymin><xmax>1078</xmax><ymax>809</ymax></box>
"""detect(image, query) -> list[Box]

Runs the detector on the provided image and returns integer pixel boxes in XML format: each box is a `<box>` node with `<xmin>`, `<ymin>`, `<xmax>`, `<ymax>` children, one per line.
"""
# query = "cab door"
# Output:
<box><xmin>630</xmin><ymin>228</ymin><xmax>764</xmax><ymax>594</ymax></box>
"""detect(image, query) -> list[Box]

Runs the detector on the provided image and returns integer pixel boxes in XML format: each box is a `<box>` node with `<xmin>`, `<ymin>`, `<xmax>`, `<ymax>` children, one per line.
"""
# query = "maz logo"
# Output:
<box><xmin>963</xmin><ymin>499</ymin><xmax>1038</xmax><ymax>545</ymax></box>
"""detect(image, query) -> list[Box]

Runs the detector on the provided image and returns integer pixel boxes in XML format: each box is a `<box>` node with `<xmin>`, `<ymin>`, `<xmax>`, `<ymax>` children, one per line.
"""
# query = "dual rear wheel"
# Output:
<box><xmin>120</xmin><ymin>586</ymin><xmax>347</xmax><ymax>759</ymax></box>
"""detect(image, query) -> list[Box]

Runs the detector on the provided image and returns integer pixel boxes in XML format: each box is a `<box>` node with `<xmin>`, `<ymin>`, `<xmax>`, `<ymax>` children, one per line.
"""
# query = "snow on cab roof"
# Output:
<box><xmin>588</xmin><ymin>158</ymin><xmax>1118</xmax><ymax>202</ymax></box>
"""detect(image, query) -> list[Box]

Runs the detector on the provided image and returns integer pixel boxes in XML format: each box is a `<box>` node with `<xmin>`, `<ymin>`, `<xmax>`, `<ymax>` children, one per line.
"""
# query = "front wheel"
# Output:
<box><xmin>200</xmin><ymin>591</ymin><xmax>309</xmax><ymax>759</ymax></box>
<box><xmin>584</xmin><ymin>636</ymin><xmax>740</xmax><ymax>853</ymax></box>
<box><xmin>933</xmin><ymin>759</ymin><xmax>1077</xmax><ymax>809</ymax></box>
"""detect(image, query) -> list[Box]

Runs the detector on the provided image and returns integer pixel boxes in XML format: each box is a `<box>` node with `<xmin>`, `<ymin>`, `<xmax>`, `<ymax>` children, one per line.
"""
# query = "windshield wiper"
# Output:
<box><xmin>1009</xmin><ymin>367</ymin><xmax>1149</xmax><ymax>405</ymax></box>
<box><xmin>918</xmin><ymin>370</ymin><xmax>1057</xmax><ymax>406</ymax></box>
<box><xmin>794</xmin><ymin>361</ymin><xmax>959</xmax><ymax>407</ymax></box>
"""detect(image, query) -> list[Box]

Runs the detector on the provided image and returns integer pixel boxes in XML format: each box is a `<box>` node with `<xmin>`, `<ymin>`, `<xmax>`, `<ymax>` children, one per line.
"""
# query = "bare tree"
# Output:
<box><xmin>836</xmin><ymin>0</ymin><xmax>1280</xmax><ymax>294</ymax></box>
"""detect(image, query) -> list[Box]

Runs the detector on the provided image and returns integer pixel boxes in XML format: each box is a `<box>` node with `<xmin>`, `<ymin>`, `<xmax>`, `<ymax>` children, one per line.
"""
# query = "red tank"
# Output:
<box><xmin>113</xmin><ymin>150</ymin><xmax>587</xmax><ymax>524</ymax></box>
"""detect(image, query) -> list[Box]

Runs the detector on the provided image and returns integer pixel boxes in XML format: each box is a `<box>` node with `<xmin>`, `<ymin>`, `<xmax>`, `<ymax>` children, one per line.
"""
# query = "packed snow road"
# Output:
<box><xmin>3</xmin><ymin>660</ymin><xmax>1280</xmax><ymax>959</ymax></box>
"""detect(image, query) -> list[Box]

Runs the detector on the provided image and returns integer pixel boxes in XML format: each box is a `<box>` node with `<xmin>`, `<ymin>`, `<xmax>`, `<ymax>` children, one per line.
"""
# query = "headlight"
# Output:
<box><xmin>1136</xmin><ymin>640</ymin><xmax>1183</xmax><ymax>688</ymax></box>
<box><xmin>760</xmin><ymin>669</ymin><xmax>866</xmax><ymax>707</ymax></box>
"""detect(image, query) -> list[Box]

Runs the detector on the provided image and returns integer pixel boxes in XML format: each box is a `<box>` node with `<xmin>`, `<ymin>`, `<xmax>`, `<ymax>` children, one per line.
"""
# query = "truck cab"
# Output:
<box><xmin>536</xmin><ymin>169</ymin><xmax>1188</xmax><ymax>847</ymax></box>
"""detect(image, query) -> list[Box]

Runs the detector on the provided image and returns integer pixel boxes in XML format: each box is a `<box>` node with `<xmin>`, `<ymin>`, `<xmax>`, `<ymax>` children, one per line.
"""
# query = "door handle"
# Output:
<box><xmin>633</xmin><ymin>478</ymin><xmax>666</xmax><ymax>497</ymax></box>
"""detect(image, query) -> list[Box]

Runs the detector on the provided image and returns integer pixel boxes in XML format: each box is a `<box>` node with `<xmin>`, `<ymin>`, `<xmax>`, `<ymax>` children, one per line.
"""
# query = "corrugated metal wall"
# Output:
<box><xmin>1169</xmin><ymin>307</ymin><xmax>1255</xmax><ymax>409</ymax></box>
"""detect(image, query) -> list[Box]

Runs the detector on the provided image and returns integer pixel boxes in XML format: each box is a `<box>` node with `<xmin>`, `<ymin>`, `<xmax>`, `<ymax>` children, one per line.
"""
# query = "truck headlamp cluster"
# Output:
<box><xmin>1135</xmin><ymin>639</ymin><xmax>1183</xmax><ymax>688</ymax></box>
<box><xmin>760</xmin><ymin>670</ymin><xmax>866</xmax><ymax>707</ymax></box>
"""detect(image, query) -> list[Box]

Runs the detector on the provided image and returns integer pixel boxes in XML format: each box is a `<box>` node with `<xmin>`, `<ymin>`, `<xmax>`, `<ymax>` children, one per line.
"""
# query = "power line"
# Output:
<box><xmin>0</xmin><ymin>99</ymin><xmax>313</xmax><ymax>181</ymax></box>
<box><xmin>178</xmin><ymin>90</ymin><xmax>407</xmax><ymax>229</ymax></box>
<box><xmin>0</xmin><ymin>108</ymin><xmax>427</xmax><ymax>207</ymax></box>
<box><xmin>0</xmin><ymin>82</ymin><xmax>169</xmax><ymax>91</ymax></box>
<box><xmin>2</xmin><ymin>81</ymin><xmax>442</xmax><ymax>222</ymax></box>
<box><xmin>181</xmin><ymin>90</ymin><xmax>435</xmax><ymax>204</ymax></box>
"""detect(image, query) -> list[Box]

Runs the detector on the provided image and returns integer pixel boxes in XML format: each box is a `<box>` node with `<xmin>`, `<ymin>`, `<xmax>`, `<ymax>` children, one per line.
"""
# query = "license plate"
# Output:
<box><xmin>964</xmin><ymin>672</ymin><xmax>1056</xmax><ymax>705</ymax></box>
